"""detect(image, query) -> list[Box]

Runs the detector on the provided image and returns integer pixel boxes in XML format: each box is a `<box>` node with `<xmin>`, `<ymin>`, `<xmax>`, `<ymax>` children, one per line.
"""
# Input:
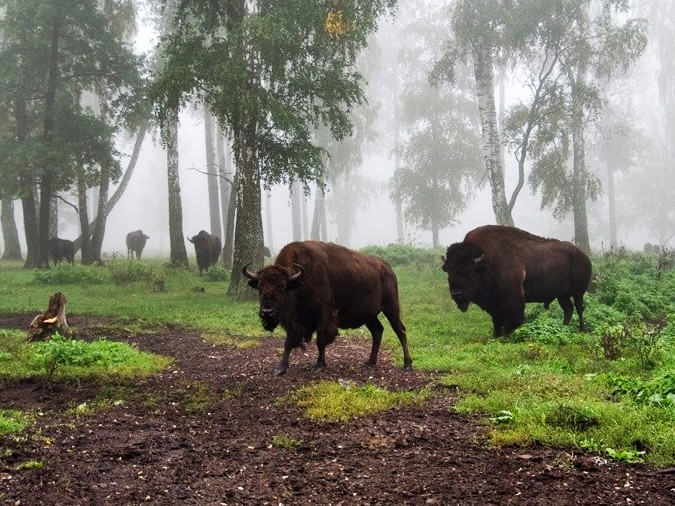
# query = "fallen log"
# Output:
<box><xmin>27</xmin><ymin>291</ymin><xmax>72</xmax><ymax>341</ymax></box>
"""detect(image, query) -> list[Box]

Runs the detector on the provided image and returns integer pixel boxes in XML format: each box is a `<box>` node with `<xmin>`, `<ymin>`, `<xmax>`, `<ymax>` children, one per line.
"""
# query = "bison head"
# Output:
<box><xmin>243</xmin><ymin>263</ymin><xmax>304</xmax><ymax>331</ymax></box>
<box><xmin>442</xmin><ymin>242</ymin><xmax>486</xmax><ymax>312</ymax></box>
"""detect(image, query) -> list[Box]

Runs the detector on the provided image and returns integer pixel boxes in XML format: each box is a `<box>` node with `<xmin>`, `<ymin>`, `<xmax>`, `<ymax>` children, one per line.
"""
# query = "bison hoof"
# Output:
<box><xmin>274</xmin><ymin>365</ymin><xmax>287</xmax><ymax>376</ymax></box>
<box><xmin>311</xmin><ymin>364</ymin><xmax>325</xmax><ymax>374</ymax></box>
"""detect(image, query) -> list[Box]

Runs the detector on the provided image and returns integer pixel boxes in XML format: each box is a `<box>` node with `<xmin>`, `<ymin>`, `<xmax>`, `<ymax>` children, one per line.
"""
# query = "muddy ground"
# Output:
<box><xmin>0</xmin><ymin>313</ymin><xmax>674</xmax><ymax>505</ymax></box>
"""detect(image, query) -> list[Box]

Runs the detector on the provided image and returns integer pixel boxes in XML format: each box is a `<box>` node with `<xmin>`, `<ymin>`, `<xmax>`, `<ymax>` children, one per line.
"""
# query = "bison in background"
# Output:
<box><xmin>243</xmin><ymin>240</ymin><xmax>413</xmax><ymax>375</ymax></box>
<box><xmin>126</xmin><ymin>230</ymin><xmax>149</xmax><ymax>259</ymax></box>
<box><xmin>47</xmin><ymin>237</ymin><xmax>75</xmax><ymax>266</ymax></box>
<box><xmin>188</xmin><ymin>230</ymin><xmax>221</xmax><ymax>274</ymax></box>
<box><xmin>442</xmin><ymin>225</ymin><xmax>592</xmax><ymax>337</ymax></box>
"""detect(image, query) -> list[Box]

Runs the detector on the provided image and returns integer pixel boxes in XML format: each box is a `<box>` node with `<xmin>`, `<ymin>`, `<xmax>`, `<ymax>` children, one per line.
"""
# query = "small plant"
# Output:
<box><xmin>15</xmin><ymin>459</ymin><xmax>44</xmax><ymax>470</ymax></box>
<box><xmin>272</xmin><ymin>435</ymin><xmax>304</xmax><ymax>450</ymax></box>
<box><xmin>203</xmin><ymin>265</ymin><xmax>228</xmax><ymax>282</ymax></box>
<box><xmin>605</xmin><ymin>447</ymin><xmax>645</xmax><ymax>464</ymax></box>
<box><xmin>631</xmin><ymin>318</ymin><xmax>667</xmax><ymax>370</ymax></box>
<box><xmin>546</xmin><ymin>404</ymin><xmax>599</xmax><ymax>430</ymax></box>
<box><xmin>597</xmin><ymin>324</ymin><xmax>626</xmax><ymax>360</ymax></box>
<box><xmin>489</xmin><ymin>410</ymin><xmax>514</xmax><ymax>424</ymax></box>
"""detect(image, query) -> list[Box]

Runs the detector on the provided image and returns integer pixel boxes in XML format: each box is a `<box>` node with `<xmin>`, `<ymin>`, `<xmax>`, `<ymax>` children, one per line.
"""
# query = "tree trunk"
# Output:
<box><xmin>570</xmin><ymin>1</ymin><xmax>591</xmax><ymax>254</ymax></box>
<box><xmin>27</xmin><ymin>291</ymin><xmax>72</xmax><ymax>341</ymax></box>
<box><xmin>38</xmin><ymin>10</ymin><xmax>64</xmax><ymax>268</ymax></box>
<box><xmin>228</xmin><ymin>112</ymin><xmax>263</xmax><ymax>298</ymax></box>
<box><xmin>205</xmin><ymin>108</ymin><xmax>222</xmax><ymax>238</ymax></box>
<box><xmin>291</xmin><ymin>179</ymin><xmax>303</xmax><ymax>241</ymax></box>
<box><xmin>166</xmin><ymin>109</ymin><xmax>189</xmax><ymax>267</ymax></box>
<box><xmin>77</xmin><ymin>177</ymin><xmax>93</xmax><ymax>264</ymax></box>
<box><xmin>72</xmin><ymin>123</ymin><xmax>147</xmax><ymax>254</ymax></box>
<box><xmin>311</xmin><ymin>183</ymin><xmax>327</xmax><ymax>241</ymax></box>
<box><xmin>21</xmin><ymin>194</ymin><xmax>39</xmax><ymax>268</ymax></box>
<box><xmin>265</xmin><ymin>189</ymin><xmax>274</xmax><ymax>252</ymax></box>
<box><xmin>222</xmin><ymin>171</ymin><xmax>238</xmax><ymax>269</ymax></box>
<box><xmin>217</xmin><ymin>125</ymin><xmax>232</xmax><ymax>241</ymax></box>
<box><xmin>90</xmin><ymin>163</ymin><xmax>110</xmax><ymax>262</ymax></box>
<box><xmin>1</xmin><ymin>199</ymin><xmax>23</xmax><ymax>260</ymax></box>
<box><xmin>472</xmin><ymin>38</ymin><xmax>513</xmax><ymax>226</ymax></box>
<box><xmin>606</xmin><ymin>159</ymin><xmax>617</xmax><ymax>249</ymax></box>
<box><xmin>571</xmin><ymin>88</ymin><xmax>590</xmax><ymax>253</ymax></box>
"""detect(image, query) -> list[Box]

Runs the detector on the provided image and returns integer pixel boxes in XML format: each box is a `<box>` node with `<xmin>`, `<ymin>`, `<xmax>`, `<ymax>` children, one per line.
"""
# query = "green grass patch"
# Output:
<box><xmin>289</xmin><ymin>380</ymin><xmax>430</xmax><ymax>423</ymax></box>
<box><xmin>0</xmin><ymin>410</ymin><xmax>32</xmax><ymax>435</ymax></box>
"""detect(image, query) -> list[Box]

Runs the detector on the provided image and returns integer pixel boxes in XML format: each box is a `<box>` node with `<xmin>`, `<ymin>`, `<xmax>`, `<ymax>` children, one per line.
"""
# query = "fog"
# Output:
<box><xmin>3</xmin><ymin>1</ymin><xmax>668</xmax><ymax>259</ymax></box>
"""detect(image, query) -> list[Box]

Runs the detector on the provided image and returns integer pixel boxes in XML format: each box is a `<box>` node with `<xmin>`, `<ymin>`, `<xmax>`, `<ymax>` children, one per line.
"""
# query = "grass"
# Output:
<box><xmin>289</xmin><ymin>380</ymin><xmax>430</xmax><ymax>423</ymax></box>
<box><xmin>1</xmin><ymin>250</ymin><xmax>675</xmax><ymax>465</ymax></box>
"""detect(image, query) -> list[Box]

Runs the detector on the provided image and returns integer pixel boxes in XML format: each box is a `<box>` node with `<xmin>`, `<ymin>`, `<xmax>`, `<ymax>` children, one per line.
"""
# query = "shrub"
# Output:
<box><xmin>203</xmin><ymin>265</ymin><xmax>228</xmax><ymax>282</ymax></box>
<box><xmin>32</xmin><ymin>263</ymin><xmax>109</xmax><ymax>284</ymax></box>
<box><xmin>107</xmin><ymin>259</ymin><xmax>156</xmax><ymax>284</ymax></box>
<box><xmin>360</xmin><ymin>244</ymin><xmax>443</xmax><ymax>268</ymax></box>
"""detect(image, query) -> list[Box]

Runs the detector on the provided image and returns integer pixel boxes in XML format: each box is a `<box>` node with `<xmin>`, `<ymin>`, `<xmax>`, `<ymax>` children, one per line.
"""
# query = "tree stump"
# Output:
<box><xmin>27</xmin><ymin>292</ymin><xmax>72</xmax><ymax>341</ymax></box>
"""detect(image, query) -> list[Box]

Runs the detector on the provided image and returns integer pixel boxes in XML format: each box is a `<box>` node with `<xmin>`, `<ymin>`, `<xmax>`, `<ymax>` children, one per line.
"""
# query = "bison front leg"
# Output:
<box><xmin>314</xmin><ymin>320</ymin><xmax>339</xmax><ymax>373</ymax></box>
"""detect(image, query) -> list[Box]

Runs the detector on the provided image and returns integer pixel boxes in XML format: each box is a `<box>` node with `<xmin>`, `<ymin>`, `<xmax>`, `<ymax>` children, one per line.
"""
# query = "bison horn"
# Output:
<box><xmin>288</xmin><ymin>263</ymin><xmax>304</xmax><ymax>281</ymax></box>
<box><xmin>187</xmin><ymin>236</ymin><xmax>194</xmax><ymax>244</ymax></box>
<box><xmin>473</xmin><ymin>254</ymin><xmax>485</xmax><ymax>264</ymax></box>
<box><xmin>242</xmin><ymin>262</ymin><xmax>258</xmax><ymax>280</ymax></box>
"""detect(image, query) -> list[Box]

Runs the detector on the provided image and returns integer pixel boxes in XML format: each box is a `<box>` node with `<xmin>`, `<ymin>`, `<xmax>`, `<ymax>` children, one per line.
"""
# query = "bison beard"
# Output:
<box><xmin>442</xmin><ymin>225</ymin><xmax>592</xmax><ymax>337</ymax></box>
<box><xmin>243</xmin><ymin>241</ymin><xmax>413</xmax><ymax>376</ymax></box>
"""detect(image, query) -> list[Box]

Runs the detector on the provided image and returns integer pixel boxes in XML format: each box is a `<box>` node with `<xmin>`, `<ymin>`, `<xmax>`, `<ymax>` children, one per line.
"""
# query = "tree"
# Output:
<box><xmin>392</xmin><ymin>1</ymin><xmax>482</xmax><ymax>247</ymax></box>
<box><xmin>501</xmin><ymin>0</ymin><xmax>646</xmax><ymax>252</ymax></box>
<box><xmin>435</xmin><ymin>0</ymin><xmax>514</xmax><ymax>226</ymax></box>
<box><xmin>0</xmin><ymin>0</ymin><xmax>144</xmax><ymax>267</ymax></box>
<box><xmin>151</xmin><ymin>0</ymin><xmax>396</xmax><ymax>297</ymax></box>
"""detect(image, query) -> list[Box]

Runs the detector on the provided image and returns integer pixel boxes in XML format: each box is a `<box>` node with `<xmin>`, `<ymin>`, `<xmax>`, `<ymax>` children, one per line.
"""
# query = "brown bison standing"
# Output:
<box><xmin>442</xmin><ymin>225</ymin><xmax>592</xmax><ymax>336</ymax></box>
<box><xmin>47</xmin><ymin>237</ymin><xmax>75</xmax><ymax>266</ymax></box>
<box><xmin>126</xmin><ymin>230</ymin><xmax>149</xmax><ymax>259</ymax></box>
<box><xmin>243</xmin><ymin>240</ymin><xmax>413</xmax><ymax>375</ymax></box>
<box><xmin>188</xmin><ymin>230</ymin><xmax>221</xmax><ymax>274</ymax></box>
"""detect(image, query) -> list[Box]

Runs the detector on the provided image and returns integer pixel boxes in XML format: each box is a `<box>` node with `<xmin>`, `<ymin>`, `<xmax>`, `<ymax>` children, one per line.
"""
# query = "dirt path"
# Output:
<box><xmin>1</xmin><ymin>315</ymin><xmax>674</xmax><ymax>505</ymax></box>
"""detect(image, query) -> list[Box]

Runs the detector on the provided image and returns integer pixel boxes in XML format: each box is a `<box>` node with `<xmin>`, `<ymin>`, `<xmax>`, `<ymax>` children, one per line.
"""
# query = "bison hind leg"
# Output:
<box><xmin>557</xmin><ymin>296</ymin><xmax>574</xmax><ymax>325</ymax></box>
<box><xmin>364</xmin><ymin>317</ymin><xmax>384</xmax><ymax>367</ymax></box>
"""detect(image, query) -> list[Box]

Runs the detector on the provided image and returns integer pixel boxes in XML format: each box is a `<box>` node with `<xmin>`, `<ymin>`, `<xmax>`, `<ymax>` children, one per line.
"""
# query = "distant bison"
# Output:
<box><xmin>126</xmin><ymin>230</ymin><xmax>149</xmax><ymax>260</ymax></box>
<box><xmin>188</xmin><ymin>230</ymin><xmax>221</xmax><ymax>274</ymax></box>
<box><xmin>47</xmin><ymin>237</ymin><xmax>75</xmax><ymax>266</ymax></box>
<box><xmin>243</xmin><ymin>240</ymin><xmax>413</xmax><ymax>375</ymax></box>
<box><xmin>442</xmin><ymin>225</ymin><xmax>592</xmax><ymax>336</ymax></box>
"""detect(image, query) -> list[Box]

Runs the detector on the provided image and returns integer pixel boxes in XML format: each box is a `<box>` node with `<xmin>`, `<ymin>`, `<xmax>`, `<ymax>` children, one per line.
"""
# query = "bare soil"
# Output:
<box><xmin>1</xmin><ymin>313</ymin><xmax>674</xmax><ymax>505</ymax></box>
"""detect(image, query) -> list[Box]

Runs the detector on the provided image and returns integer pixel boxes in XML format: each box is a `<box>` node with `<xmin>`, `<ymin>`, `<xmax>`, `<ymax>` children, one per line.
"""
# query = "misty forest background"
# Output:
<box><xmin>0</xmin><ymin>0</ymin><xmax>673</xmax><ymax>297</ymax></box>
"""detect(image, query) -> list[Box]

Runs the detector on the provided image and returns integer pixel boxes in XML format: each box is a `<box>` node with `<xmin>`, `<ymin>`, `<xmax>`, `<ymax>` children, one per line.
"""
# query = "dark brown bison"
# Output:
<box><xmin>126</xmin><ymin>230</ymin><xmax>149</xmax><ymax>260</ymax></box>
<box><xmin>188</xmin><ymin>230</ymin><xmax>222</xmax><ymax>274</ymax></box>
<box><xmin>441</xmin><ymin>225</ymin><xmax>592</xmax><ymax>336</ymax></box>
<box><xmin>47</xmin><ymin>237</ymin><xmax>74</xmax><ymax>266</ymax></box>
<box><xmin>243</xmin><ymin>240</ymin><xmax>413</xmax><ymax>375</ymax></box>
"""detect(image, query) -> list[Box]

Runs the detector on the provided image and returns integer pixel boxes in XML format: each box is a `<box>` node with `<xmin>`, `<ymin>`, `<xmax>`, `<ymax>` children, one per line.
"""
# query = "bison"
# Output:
<box><xmin>188</xmin><ymin>230</ymin><xmax>222</xmax><ymax>274</ymax></box>
<box><xmin>47</xmin><ymin>237</ymin><xmax>74</xmax><ymax>266</ymax></box>
<box><xmin>441</xmin><ymin>225</ymin><xmax>592</xmax><ymax>336</ymax></box>
<box><xmin>126</xmin><ymin>230</ymin><xmax>149</xmax><ymax>260</ymax></box>
<box><xmin>243</xmin><ymin>240</ymin><xmax>413</xmax><ymax>375</ymax></box>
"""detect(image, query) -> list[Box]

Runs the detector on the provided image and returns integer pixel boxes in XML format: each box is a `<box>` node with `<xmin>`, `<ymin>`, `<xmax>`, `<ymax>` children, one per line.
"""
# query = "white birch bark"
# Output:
<box><xmin>472</xmin><ymin>38</ymin><xmax>513</xmax><ymax>226</ymax></box>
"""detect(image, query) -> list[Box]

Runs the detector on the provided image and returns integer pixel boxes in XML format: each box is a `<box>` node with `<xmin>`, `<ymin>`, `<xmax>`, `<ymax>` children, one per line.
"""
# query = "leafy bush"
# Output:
<box><xmin>360</xmin><ymin>244</ymin><xmax>444</xmax><ymax>268</ymax></box>
<box><xmin>203</xmin><ymin>265</ymin><xmax>229</xmax><ymax>282</ymax></box>
<box><xmin>32</xmin><ymin>263</ymin><xmax>110</xmax><ymax>284</ymax></box>
<box><xmin>107</xmin><ymin>259</ymin><xmax>156</xmax><ymax>284</ymax></box>
<box><xmin>603</xmin><ymin>372</ymin><xmax>675</xmax><ymax>407</ymax></box>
